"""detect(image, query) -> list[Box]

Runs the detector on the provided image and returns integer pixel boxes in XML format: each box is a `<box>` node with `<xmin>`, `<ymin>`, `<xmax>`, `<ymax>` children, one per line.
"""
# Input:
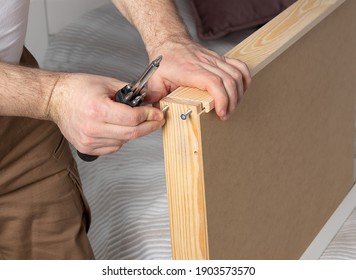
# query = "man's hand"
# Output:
<box><xmin>146</xmin><ymin>40</ymin><xmax>251</xmax><ymax>120</ymax></box>
<box><xmin>48</xmin><ymin>73</ymin><xmax>165</xmax><ymax>156</ymax></box>
<box><xmin>112</xmin><ymin>0</ymin><xmax>252</xmax><ymax>121</ymax></box>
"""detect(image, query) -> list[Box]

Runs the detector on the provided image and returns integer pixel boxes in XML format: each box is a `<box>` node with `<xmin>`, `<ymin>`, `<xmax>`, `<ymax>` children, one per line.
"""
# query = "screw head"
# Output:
<box><xmin>180</xmin><ymin>109</ymin><xmax>192</xmax><ymax>120</ymax></box>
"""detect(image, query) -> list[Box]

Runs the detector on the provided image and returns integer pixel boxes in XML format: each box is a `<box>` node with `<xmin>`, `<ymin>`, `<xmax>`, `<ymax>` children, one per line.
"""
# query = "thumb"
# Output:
<box><xmin>135</xmin><ymin>104</ymin><xmax>165</xmax><ymax>123</ymax></box>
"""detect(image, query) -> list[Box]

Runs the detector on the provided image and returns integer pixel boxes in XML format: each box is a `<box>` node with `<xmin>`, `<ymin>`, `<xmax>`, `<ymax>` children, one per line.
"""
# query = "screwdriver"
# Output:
<box><xmin>77</xmin><ymin>56</ymin><xmax>163</xmax><ymax>162</ymax></box>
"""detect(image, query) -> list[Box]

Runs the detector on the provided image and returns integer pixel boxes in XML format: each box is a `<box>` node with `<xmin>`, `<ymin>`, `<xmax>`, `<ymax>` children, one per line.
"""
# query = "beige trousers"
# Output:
<box><xmin>0</xmin><ymin>48</ymin><xmax>94</xmax><ymax>259</ymax></box>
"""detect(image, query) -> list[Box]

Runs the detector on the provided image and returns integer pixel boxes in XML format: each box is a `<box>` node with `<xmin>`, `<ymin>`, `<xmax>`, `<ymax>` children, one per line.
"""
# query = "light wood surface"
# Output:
<box><xmin>161</xmin><ymin>99</ymin><xmax>209</xmax><ymax>259</ymax></box>
<box><xmin>161</xmin><ymin>0</ymin><xmax>355</xmax><ymax>259</ymax></box>
<box><xmin>167</xmin><ymin>0</ymin><xmax>346</xmax><ymax>113</ymax></box>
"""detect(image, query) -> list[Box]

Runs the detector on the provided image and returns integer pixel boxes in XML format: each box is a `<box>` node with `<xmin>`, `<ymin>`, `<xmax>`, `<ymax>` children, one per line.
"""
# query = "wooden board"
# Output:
<box><xmin>161</xmin><ymin>0</ymin><xmax>356</xmax><ymax>259</ymax></box>
<box><xmin>201</xmin><ymin>0</ymin><xmax>355</xmax><ymax>259</ymax></box>
<box><xmin>168</xmin><ymin>0</ymin><xmax>347</xmax><ymax>113</ymax></box>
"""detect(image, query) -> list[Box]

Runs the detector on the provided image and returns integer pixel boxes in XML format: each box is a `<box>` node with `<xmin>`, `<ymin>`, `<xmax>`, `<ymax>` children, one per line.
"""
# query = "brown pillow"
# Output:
<box><xmin>189</xmin><ymin>0</ymin><xmax>296</xmax><ymax>40</ymax></box>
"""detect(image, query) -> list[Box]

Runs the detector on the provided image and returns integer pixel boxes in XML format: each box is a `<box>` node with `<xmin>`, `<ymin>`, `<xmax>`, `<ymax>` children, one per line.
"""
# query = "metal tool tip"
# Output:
<box><xmin>153</xmin><ymin>55</ymin><xmax>163</xmax><ymax>67</ymax></box>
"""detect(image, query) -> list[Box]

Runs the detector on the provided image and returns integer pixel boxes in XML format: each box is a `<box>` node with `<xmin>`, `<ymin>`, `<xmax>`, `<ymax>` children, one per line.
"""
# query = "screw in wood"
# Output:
<box><xmin>180</xmin><ymin>109</ymin><xmax>192</xmax><ymax>120</ymax></box>
<box><xmin>161</xmin><ymin>105</ymin><xmax>169</xmax><ymax>113</ymax></box>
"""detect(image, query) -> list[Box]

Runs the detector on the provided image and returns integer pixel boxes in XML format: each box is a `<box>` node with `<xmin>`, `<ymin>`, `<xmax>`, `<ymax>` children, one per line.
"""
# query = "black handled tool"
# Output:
<box><xmin>77</xmin><ymin>55</ymin><xmax>163</xmax><ymax>162</ymax></box>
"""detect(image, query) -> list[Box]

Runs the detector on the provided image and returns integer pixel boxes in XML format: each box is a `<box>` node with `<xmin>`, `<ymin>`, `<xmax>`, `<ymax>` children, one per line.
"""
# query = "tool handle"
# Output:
<box><xmin>77</xmin><ymin>151</ymin><xmax>98</xmax><ymax>162</ymax></box>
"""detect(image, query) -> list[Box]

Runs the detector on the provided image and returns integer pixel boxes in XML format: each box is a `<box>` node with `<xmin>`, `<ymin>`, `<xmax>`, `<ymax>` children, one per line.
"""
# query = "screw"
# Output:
<box><xmin>161</xmin><ymin>105</ymin><xmax>169</xmax><ymax>113</ymax></box>
<box><xmin>180</xmin><ymin>109</ymin><xmax>192</xmax><ymax>120</ymax></box>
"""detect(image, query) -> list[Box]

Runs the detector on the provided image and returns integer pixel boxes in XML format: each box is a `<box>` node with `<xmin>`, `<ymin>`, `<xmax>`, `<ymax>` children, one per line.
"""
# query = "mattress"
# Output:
<box><xmin>42</xmin><ymin>0</ymin><xmax>356</xmax><ymax>259</ymax></box>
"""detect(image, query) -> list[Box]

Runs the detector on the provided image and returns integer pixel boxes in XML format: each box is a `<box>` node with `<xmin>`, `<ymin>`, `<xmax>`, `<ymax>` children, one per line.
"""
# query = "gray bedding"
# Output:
<box><xmin>42</xmin><ymin>0</ymin><xmax>356</xmax><ymax>260</ymax></box>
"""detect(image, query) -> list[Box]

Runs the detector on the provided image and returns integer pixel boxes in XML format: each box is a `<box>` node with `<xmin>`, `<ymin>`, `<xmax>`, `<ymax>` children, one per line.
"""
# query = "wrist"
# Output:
<box><xmin>44</xmin><ymin>72</ymin><xmax>69</xmax><ymax>124</ymax></box>
<box><xmin>146</xmin><ymin>36</ymin><xmax>193</xmax><ymax>60</ymax></box>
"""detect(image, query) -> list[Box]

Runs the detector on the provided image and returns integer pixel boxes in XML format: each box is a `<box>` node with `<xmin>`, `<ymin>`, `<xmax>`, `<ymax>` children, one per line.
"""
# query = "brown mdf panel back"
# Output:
<box><xmin>201</xmin><ymin>0</ymin><xmax>356</xmax><ymax>259</ymax></box>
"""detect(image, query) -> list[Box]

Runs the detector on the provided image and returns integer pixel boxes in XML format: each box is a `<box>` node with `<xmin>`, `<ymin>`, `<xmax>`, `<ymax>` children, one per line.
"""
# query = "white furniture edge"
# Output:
<box><xmin>301</xmin><ymin>181</ymin><xmax>356</xmax><ymax>259</ymax></box>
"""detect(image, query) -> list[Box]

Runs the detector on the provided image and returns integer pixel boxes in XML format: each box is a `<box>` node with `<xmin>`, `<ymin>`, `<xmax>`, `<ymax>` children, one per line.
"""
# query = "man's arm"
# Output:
<box><xmin>0</xmin><ymin>62</ymin><xmax>164</xmax><ymax>155</ymax></box>
<box><xmin>112</xmin><ymin>0</ymin><xmax>251</xmax><ymax>120</ymax></box>
<box><xmin>112</xmin><ymin>0</ymin><xmax>191</xmax><ymax>57</ymax></box>
<box><xmin>0</xmin><ymin>62</ymin><xmax>57</xmax><ymax>119</ymax></box>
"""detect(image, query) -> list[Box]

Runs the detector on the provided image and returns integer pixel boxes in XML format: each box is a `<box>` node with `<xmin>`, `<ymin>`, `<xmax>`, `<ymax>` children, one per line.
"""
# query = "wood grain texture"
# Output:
<box><xmin>161</xmin><ymin>0</ymin><xmax>355</xmax><ymax>259</ymax></box>
<box><xmin>160</xmin><ymin>99</ymin><xmax>208</xmax><ymax>259</ymax></box>
<box><xmin>165</xmin><ymin>0</ymin><xmax>346</xmax><ymax>113</ymax></box>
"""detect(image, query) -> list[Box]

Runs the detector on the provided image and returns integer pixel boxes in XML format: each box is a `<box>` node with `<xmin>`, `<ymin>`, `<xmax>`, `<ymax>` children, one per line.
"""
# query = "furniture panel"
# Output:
<box><xmin>161</xmin><ymin>0</ymin><xmax>356</xmax><ymax>259</ymax></box>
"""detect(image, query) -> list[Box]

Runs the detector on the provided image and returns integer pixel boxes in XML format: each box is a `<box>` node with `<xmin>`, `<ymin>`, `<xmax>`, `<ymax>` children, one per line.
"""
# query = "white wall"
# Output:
<box><xmin>25</xmin><ymin>0</ymin><xmax>110</xmax><ymax>66</ymax></box>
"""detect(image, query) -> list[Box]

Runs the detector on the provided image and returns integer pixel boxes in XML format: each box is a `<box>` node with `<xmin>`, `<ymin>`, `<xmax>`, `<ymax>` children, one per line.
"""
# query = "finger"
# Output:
<box><xmin>76</xmin><ymin>118</ymin><xmax>164</xmax><ymax>154</ymax></box>
<box><xmin>200</xmin><ymin>63</ymin><xmax>240</xmax><ymax>118</ymax></box>
<box><xmin>104</xmin><ymin>102</ymin><xmax>164</xmax><ymax>126</ymax></box>
<box><xmin>224</xmin><ymin>57</ymin><xmax>252</xmax><ymax>90</ymax></box>
<box><xmin>75</xmin><ymin>127</ymin><xmax>128</xmax><ymax>153</ymax></box>
<box><xmin>213</xmin><ymin>60</ymin><xmax>246</xmax><ymax>114</ymax></box>
<box><xmin>100</xmin><ymin>119</ymin><xmax>165</xmax><ymax>141</ymax></box>
<box><xmin>173</xmin><ymin>68</ymin><xmax>229</xmax><ymax>118</ymax></box>
<box><xmin>78</xmin><ymin>136</ymin><xmax>128</xmax><ymax>151</ymax></box>
<box><xmin>215</xmin><ymin>59</ymin><xmax>244</xmax><ymax>88</ymax></box>
<box><xmin>76</xmin><ymin>139</ymin><xmax>127</xmax><ymax>155</ymax></box>
<box><xmin>80</xmin><ymin>117</ymin><xmax>165</xmax><ymax>146</ymax></box>
<box><xmin>85</xmin><ymin>145</ymin><xmax>124</xmax><ymax>156</ymax></box>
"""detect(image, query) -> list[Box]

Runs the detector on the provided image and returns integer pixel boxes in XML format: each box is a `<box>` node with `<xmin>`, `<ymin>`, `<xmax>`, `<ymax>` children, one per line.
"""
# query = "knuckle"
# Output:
<box><xmin>82</xmin><ymin>123</ymin><xmax>99</xmax><ymax>138</ymax></box>
<box><xmin>79</xmin><ymin>136</ymin><xmax>94</xmax><ymax>152</ymax></box>
<box><xmin>231</xmin><ymin>69</ymin><xmax>242</xmax><ymax>81</ymax></box>
<box><xmin>81</xmin><ymin>136</ymin><xmax>93</xmax><ymax>147</ymax></box>
<box><xmin>182</xmin><ymin>62</ymin><xmax>198</xmax><ymax>72</ymax></box>
<box><xmin>209</xmin><ymin>74</ymin><xmax>224</xmax><ymax>87</ymax></box>
<box><xmin>225</xmin><ymin>76</ymin><xmax>237</xmax><ymax>89</ymax></box>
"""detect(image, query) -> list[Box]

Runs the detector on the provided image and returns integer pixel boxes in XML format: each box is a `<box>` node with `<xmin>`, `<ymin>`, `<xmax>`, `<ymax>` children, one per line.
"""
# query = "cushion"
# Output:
<box><xmin>189</xmin><ymin>0</ymin><xmax>296</xmax><ymax>40</ymax></box>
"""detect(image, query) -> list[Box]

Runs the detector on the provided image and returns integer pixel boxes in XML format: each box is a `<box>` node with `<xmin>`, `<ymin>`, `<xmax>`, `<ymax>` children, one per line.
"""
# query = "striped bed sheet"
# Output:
<box><xmin>42</xmin><ymin>0</ymin><xmax>356</xmax><ymax>260</ymax></box>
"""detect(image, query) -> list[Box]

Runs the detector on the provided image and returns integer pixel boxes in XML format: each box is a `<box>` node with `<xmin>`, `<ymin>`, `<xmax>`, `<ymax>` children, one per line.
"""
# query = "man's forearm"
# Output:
<box><xmin>0</xmin><ymin>62</ymin><xmax>60</xmax><ymax>120</ymax></box>
<box><xmin>112</xmin><ymin>0</ymin><xmax>191</xmax><ymax>56</ymax></box>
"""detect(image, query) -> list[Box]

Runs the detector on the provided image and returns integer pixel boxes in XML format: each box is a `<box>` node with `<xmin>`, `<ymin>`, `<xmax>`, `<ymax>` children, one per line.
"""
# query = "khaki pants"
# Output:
<box><xmin>0</xmin><ymin>48</ymin><xmax>94</xmax><ymax>259</ymax></box>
